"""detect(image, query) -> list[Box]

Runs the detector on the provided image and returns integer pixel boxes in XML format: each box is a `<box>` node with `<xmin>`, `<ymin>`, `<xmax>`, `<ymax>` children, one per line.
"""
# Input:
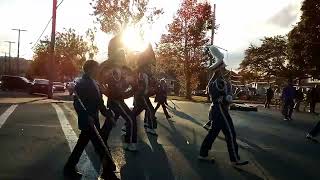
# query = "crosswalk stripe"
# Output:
<box><xmin>0</xmin><ymin>105</ymin><xmax>18</xmax><ymax>128</ymax></box>
<box><xmin>52</xmin><ymin>103</ymin><xmax>98</xmax><ymax>179</ymax></box>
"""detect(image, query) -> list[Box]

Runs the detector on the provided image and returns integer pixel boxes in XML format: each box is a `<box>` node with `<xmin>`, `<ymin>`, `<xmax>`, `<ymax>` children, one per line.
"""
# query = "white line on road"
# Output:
<box><xmin>0</xmin><ymin>105</ymin><xmax>18</xmax><ymax>128</ymax></box>
<box><xmin>52</xmin><ymin>103</ymin><xmax>98</xmax><ymax>179</ymax></box>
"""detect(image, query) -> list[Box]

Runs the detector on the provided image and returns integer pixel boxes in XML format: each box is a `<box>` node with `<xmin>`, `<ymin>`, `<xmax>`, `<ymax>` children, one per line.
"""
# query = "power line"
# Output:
<box><xmin>31</xmin><ymin>0</ymin><xmax>65</xmax><ymax>50</ymax></box>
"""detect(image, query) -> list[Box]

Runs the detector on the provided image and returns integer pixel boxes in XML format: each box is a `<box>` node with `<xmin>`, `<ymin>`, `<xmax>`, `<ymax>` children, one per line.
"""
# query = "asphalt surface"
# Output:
<box><xmin>0</xmin><ymin>92</ymin><xmax>320</xmax><ymax>180</ymax></box>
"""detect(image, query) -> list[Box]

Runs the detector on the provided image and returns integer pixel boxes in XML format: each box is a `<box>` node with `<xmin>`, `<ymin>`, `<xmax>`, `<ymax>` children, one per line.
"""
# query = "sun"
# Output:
<box><xmin>122</xmin><ymin>26</ymin><xmax>149</xmax><ymax>52</ymax></box>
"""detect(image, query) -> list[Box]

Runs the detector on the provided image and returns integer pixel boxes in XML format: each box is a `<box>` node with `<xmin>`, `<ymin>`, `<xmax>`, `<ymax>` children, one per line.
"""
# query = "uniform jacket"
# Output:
<box><xmin>281</xmin><ymin>85</ymin><xmax>296</xmax><ymax>102</ymax></box>
<box><xmin>155</xmin><ymin>84</ymin><xmax>168</xmax><ymax>103</ymax></box>
<box><xmin>73</xmin><ymin>74</ymin><xmax>111</xmax><ymax>130</ymax></box>
<box><xmin>209</xmin><ymin>77</ymin><xmax>232</xmax><ymax>103</ymax></box>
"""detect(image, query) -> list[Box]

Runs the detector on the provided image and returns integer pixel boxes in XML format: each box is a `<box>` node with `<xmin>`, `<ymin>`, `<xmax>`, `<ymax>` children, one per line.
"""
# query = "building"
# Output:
<box><xmin>247</xmin><ymin>81</ymin><xmax>276</xmax><ymax>96</ymax></box>
<box><xmin>0</xmin><ymin>56</ymin><xmax>32</xmax><ymax>76</ymax></box>
<box><xmin>299</xmin><ymin>77</ymin><xmax>320</xmax><ymax>93</ymax></box>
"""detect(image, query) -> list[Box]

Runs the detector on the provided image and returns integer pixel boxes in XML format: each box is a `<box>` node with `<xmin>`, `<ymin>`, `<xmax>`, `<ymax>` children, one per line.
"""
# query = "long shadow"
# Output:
<box><xmin>166</xmin><ymin>105</ymin><xmax>204</xmax><ymax>127</ymax></box>
<box><xmin>156</xmin><ymin>118</ymin><xmax>225</xmax><ymax>180</ymax></box>
<box><xmin>242</xmin><ymin>139</ymin><xmax>318</xmax><ymax>180</ymax></box>
<box><xmin>145</xmin><ymin>133</ymin><xmax>176</xmax><ymax>180</ymax></box>
<box><xmin>119</xmin><ymin>113</ymin><xmax>175</xmax><ymax>180</ymax></box>
<box><xmin>233</xmin><ymin>168</ymin><xmax>264</xmax><ymax>180</ymax></box>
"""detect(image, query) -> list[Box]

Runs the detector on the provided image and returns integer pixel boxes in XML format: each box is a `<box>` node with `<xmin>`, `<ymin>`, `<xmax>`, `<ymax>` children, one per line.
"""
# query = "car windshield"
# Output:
<box><xmin>34</xmin><ymin>79</ymin><xmax>49</xmax><ymax>84</ymax></box>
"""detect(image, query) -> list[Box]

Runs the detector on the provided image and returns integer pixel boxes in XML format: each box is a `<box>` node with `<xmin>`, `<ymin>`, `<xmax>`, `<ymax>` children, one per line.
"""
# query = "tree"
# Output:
<box><xmin>288</xmin><ymin>0</ymin><xmax>320</xmax><ymax>78</ymax></box>
<box><xmin>157</xmin><ymin>0</ymin><xmax>212</xmax><ymax>99</ymax></box>
<box><xmin>91</xmin><ymin>0</ymin><xmax>163</xmax><ymax>34</ymax></box>
<box><xmin>239</xmin><ymin>36</ymin><xmax>290</xmax><ymax>82</ymax></box>
<box><xmin>29</xmin><ymin>28</ymin><xmax>96</xmax><ymax>80</ymax></box>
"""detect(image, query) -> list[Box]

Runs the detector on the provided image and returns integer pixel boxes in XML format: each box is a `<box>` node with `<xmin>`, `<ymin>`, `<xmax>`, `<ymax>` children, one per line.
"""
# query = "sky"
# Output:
<box><xmin>0</xmin><ymin>0</ymin><xmax>303</xmax><ymax>70</ymax></box>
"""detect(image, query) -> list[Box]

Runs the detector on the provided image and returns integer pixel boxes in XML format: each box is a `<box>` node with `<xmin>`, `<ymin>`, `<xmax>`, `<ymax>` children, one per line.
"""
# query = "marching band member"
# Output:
<box><xmin>154</xmin><ymin>78</ymin><xmax>171</xmax><ymax>119</ymax></box>
<box><xmin>132</xmin><ymin>64</ymin><xmax>158</xmax><ymax>135</ymax></box>
<box><xmin>121</xmin><ymin>43</ymin><xmax>158</xmax><ymax>136</ymax></box>
<box><xmin>64</xmin><ymin>60</ymin><xmax>118</xmax><ymax>180</ymax></box>
<box><xmin>100</xmin><ymin>35</ymin><xmax>138</xmax><ymax>152</ymax></box>
<box><xmin>198</xmin><ymin>45</ymin><xmax>249</xmax><ymax>166</ymax></box>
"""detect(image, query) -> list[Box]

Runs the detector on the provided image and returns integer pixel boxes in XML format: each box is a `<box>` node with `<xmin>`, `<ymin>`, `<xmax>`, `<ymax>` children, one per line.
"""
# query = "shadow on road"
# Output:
<box><xmin>234</xmin><ymin>167</ymin><xmax>264</xmax><ymax>180</ymax></box>
<box><xmin>166</xmin><ymin>105</ymin><xmax>204</xmax><ymax>127</ymax></box>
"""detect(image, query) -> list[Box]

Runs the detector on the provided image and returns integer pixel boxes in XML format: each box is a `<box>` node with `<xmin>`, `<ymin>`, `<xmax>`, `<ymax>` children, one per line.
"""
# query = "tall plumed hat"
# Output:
<box><xmin>205</xmin><ymin>45</ymin><xmax>226</xmax><ymax>71</ymax></box>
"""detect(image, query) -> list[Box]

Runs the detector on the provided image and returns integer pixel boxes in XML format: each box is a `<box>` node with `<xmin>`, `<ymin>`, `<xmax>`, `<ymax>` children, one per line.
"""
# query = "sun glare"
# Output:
<box><xmin>122</xmin><ymin>26</ymin><xmax>149</xmax><ymax>52</ymax></box>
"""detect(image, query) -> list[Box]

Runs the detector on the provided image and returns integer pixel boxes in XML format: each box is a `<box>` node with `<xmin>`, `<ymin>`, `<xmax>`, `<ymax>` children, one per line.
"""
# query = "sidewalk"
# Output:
<box><xmin>0</xmin><ymin>90</ymin><xmax>68</xmax><ymax>104</ymax></box>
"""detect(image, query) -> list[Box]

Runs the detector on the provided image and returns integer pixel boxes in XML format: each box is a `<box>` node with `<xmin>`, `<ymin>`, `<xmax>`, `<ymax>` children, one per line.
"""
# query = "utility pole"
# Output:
<box><xmin>48</xmin><ymin>0</ymin><xmax>57</xmax><ymax>99</ymax></box>
<box><xmin>207</xmin><ymin>4</ymin><xmax>216</xmax><ymax>102</ymax></box>
<box><xmin>210</xmin><ymin>4</ymin><xmax>216</xmax><ymax>45</ymax></box>
<box><xmin>12</xmin><ymin>28</ymin><xmax>27</xmax><ymax>75</ymax></box>
<box><xmin>3</xmin><ymin>52</ymin><xmax>7</xmax><ymax>74</ymax></box>
<box><xmin>5</xmin><ymin>41</ymin><xmax>15</xmax><ymax>75</ymax></box>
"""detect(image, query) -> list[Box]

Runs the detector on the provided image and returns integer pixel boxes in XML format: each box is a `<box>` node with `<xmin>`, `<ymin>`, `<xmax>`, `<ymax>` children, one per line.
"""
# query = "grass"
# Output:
<box><xmin>167</xmin><ymin>95</ymin><xmax>208</xmax><ymax>103</ymax></box>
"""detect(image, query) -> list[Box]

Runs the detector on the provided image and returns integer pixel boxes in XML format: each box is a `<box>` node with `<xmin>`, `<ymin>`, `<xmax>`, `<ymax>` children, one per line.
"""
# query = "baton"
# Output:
<box><xmin>169</xmin><ymin>99</ymin><xmax>180</xmax><ymax>110</ymax></box>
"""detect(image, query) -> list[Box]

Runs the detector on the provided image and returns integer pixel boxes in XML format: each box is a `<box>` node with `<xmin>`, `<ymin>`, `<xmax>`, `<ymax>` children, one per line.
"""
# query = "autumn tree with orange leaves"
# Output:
<box><xmin>157</xmin><ymin>0</ymin><xmax>213</xmax><ymax>99</ymax></box>
<box><xmin>91</xmin><ymin>0</ymin><xmax>163</xmax><ymax>34</ymax></box>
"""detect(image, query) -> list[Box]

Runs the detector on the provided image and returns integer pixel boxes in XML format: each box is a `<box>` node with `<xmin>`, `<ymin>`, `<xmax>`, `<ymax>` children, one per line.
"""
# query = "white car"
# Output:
<box><xmin>67</xmin><ymin>77</ymin><xmax>80</xmax><ymax>95</ymax></box>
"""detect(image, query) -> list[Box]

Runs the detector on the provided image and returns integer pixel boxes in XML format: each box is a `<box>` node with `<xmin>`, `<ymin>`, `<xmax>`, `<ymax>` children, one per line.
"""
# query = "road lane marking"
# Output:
<box><xmin>52</xmin><ymin>103</ymin><xmax>98</xmax><ymax>179</ymax></box>
<box><xmin>0</xmin><ymin>105</ymin><xmax>18</xmax><ymax>128</ymax></box>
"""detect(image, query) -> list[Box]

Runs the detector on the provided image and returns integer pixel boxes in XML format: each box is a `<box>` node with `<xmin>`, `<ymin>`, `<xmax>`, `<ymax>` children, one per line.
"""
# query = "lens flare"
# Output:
<box><xmin>122</xmin><ymin>26</ymin><xmax>149</xmax><ymax>52</ymax></box>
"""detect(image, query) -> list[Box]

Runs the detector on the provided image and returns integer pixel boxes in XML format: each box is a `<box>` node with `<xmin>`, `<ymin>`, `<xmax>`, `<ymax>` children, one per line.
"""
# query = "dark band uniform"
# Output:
<box><xmin>133</xmin><ymin>71</ymin><xmax>157</xmax><ymax>129</ymax></box>
<box><xmin>105</xmin><ymin>66</ymin><xmax>137</xmax><ymax>144</ymax></box>
<box><xmin>200</xmin><ymin>76</ymin><xmax>241</xmax><ymax>162</ymax></box>
<box><xmin>65</xmin><ymin>73</ymin><xmax>116</xmax><ymax>178</ymax></box>
<box><xmin>154</xmin><ymin>81</ymin><xmax>170</xmax><ymax>119</ymax></box>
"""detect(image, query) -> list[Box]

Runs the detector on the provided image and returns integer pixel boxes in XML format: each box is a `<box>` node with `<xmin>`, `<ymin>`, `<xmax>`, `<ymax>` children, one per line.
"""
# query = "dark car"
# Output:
<box><xmin>30</xmin><ymin>79</ymin><xmax>51</xmax><ymax>95</ymax></box>
<box><xmin>53</xmin><ymin>82</ymin><xmax>66</xmax><ymax>92</ymax></box>
<box><xmin>0</xmin><ymin>75</ymin><xmax>31</xmax><ymax>91</ymax></box>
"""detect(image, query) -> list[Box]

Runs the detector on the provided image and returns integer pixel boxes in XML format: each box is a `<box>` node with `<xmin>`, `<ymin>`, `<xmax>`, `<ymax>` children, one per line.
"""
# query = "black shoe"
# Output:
<box><xmin>232</xmin><ymin>160</ymin><xmax>249</xmax><ymax>166</ymax></box>
<box><xmin>63</xmin><ymin>166</ymin><xmax>82</xmax><ymax>178</ymax></box>
<box><xmin>198</xmin><ymin>155</ymin><xmax>215</xmax><ymax>163</ymax></box>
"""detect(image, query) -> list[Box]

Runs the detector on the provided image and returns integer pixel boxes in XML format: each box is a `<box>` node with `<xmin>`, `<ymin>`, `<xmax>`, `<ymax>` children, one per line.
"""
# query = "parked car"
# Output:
<box><xmin>53</xmin><ymin>82</ymin><xmax>66</xmax><ymax>92</ymax></box>
<box><xmin>67</xmin><ymin>77</ymin><xmax>80</xmax><ymax>95</ymax></box>
<box><xmin>0</xmin><ymin>75</ymin><xmax>31</xmax><ymax>91</ymax></box>
<box><xmin>30</xmin><ymin>79</ymin><xmax>51</xmax><ymax>95</ymax></box>
<box><xmin>192</xmin><ymin>90</ymin><xmax>207</xmax><ymax>96</ymax></box>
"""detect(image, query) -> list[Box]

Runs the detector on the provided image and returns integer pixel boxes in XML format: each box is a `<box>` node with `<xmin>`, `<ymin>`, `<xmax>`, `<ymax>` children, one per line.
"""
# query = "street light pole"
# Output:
<box><xmin>5</xmin><ymin>41</ymin><xmax>16</xmax><ymax>75</ymax></box>
<box><xmin>12</xmin><ymin>28</ymin><xmax>27</xmax><ymax>75</ymax></box>
<box><xmin>48</xmin><ymin>0</ymin><xmax>57</xmax><ymax>99</ymax></box>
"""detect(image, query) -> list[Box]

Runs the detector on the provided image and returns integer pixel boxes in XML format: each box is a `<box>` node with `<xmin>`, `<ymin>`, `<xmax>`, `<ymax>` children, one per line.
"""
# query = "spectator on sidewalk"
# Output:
<box><xmin>281</xmin><ymin>79</ymin><xmax>296</xmax><ymax>121</ymax></box>
<box><xmin>265</xmin><ymin>86</ymin><xmax>274</xmax><ymax>108</ymax></box>
<box><xmin>295</xmin><ymin>87</ymin><xmax>304</xmax><ymax>112</ymax></box>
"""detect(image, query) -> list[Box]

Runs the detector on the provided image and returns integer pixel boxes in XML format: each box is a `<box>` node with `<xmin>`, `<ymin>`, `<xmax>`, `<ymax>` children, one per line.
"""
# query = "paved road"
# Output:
<box><xmin>0</xmin><ymin>93</ymin><xmax>319</xmax><ymax>180</ymax></box>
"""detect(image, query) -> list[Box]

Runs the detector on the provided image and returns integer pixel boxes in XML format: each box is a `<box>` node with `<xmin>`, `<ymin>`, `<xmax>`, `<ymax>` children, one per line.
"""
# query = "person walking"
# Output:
<box><xmin>295</xmin><ymin>87</ymin><xmax>304</xmax><ymax>112</ymax></box>
<box><xmin>63</xmin><ymin>60</ymin><xmax>118</xmax><ymax>180</ymax></box>
<box><xmin>132</xmin><ymin>64</ymin><xmax>158</xmax><ymax>136</ymax></box>
<box><xmin>309</xmin><ymin>86</ymin><xmax>319</xmax><ymax>114</ymax></box>
<box><xmin>281</xmin><ymin>79</ymin><xmax>296</xmax><ymax>121</ymax></box>
<box><xmin>265</xmin><ymin>86</ymin><xmax>274</xmax><ymax>108</ymax></box>
<box><xmin>154</xmin><ymin>78</ymin><xmax>172</xmax><ymax>119</ymax></box>
<box><xmin>199</xmin><ymin>45</ymin><xmax>249</xmax><ymax>166</ymax></box>
<box><xmin>101</xmin><ymin>36</ymin><xmax>138</xmax><ymax>152</ymax></box>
